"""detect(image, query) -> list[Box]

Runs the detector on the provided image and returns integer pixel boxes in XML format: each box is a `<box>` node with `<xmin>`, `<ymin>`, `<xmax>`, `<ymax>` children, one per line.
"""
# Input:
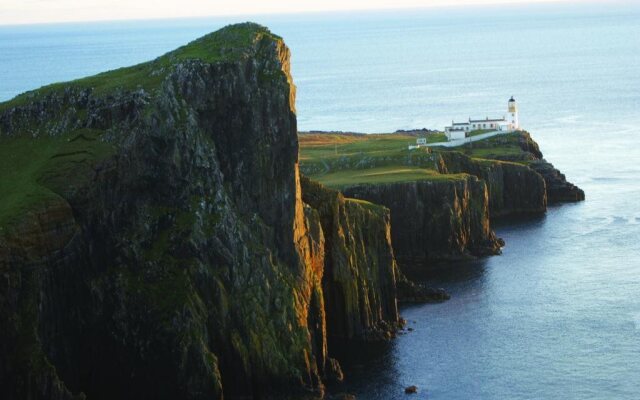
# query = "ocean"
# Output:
<box><xmin>1</xmin><ymin>2</ymin><xmax>640</xmax><ymax>399</ymax></box>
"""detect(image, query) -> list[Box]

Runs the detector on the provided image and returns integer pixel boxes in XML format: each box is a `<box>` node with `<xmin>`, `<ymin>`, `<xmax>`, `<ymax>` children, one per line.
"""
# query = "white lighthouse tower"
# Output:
<box><xmin>507</xmin><ymin>96</ymin><xmax>519</xmax><ymax>130</ymax></box>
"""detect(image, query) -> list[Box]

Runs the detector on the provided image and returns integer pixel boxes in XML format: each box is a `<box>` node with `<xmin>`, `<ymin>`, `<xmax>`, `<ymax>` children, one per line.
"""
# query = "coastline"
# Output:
<box><xmin>0</xmin><ymin>23</ymin><xmax>585</xmax><ymax>400</ymax></box>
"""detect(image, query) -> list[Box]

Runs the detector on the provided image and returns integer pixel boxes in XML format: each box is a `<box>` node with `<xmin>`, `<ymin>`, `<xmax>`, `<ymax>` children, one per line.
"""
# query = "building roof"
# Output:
<box><xmin>469</xmin><ymin>118</ymin><xmax>506</xmax><ymax>123</ymax></box>
<box><xmin>509</xmin><ymin>96</ymin><xmax>516</xmax><ymax>102</ymax></box>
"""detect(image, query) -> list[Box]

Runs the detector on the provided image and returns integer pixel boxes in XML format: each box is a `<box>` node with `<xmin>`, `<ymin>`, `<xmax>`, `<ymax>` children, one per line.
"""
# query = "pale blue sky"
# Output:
<box><xmin>0</xmin><ymin>0</ymin><xmax>623</xmax><ymax>25</ymax></box>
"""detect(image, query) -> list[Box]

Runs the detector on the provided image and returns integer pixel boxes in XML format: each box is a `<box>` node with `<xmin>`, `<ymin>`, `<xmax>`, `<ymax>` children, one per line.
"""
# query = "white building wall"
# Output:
<box><xmin>447</xmin><ymin>130</ymin><xmax>467</xmax><ymax>141</ymax></box>
<box><xmin>508</xmin><ymin>112</ymin><xmax>519</xmax><ymax>129</ymax></box>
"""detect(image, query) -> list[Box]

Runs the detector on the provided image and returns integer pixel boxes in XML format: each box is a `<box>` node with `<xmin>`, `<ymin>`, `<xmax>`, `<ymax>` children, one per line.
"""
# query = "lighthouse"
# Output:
<box><xmin>508</xmin><ymin>96</ymin><xmax>519</xmax><ymax>130</ymax></box>
<box><xmin>444</xmin><ymin>97</ymin><xmax>522</xmax><ymax>139</ymax></box>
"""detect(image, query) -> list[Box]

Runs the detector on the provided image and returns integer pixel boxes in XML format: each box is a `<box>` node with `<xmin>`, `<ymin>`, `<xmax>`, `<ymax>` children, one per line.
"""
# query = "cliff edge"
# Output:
<box><xmin>0</xmin><ymin>23</ymin><xmax>401</xmax><ymax>400</ymax></box>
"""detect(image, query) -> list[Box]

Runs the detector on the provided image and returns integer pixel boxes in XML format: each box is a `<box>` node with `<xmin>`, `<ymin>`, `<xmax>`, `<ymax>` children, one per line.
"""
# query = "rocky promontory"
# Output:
<box><xmin>299</xmin><ymin>130</ymin><xmax>584</xmax><ymax>270</ymax></box>
<box><xmin>0</xmin><ymin>24</ymin><xmax>403</xmax><ymax>400</ymax></box>
<box><xmin>0</xmin><ymin>21</ymin><xmax>586</xmax><ymax>400</ymax></box>
<box><xmin>452</xmin><ymin>131</ymin><xmax>585</xmax><ymax>204</ymax></box>
<box><xmin>437</xmin><ymin>151</ymin><xmax>548</xmax><ymax>218</ymax></box>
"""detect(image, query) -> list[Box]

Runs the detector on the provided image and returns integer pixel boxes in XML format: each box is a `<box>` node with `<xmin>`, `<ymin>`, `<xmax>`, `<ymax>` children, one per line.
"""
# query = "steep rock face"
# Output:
<box><xmin>301</xmin><ymin>177</ymin><xmax>400</xmax><ymax>342</ymax></box>
<box><xmin>459</xmin><ymin>131</ymin><xmax>584</xmax><ymax>204</ymax></box>
<box><xmin>438</xmin><ymin>152</ymin><xmax>547</xmax><ymax>217</ymax></box>
<box><xmin>528</xmin><ymin>161</ymin><xmax>585</xmax><ymax>202</ymax></box>
<box><xmin>0</xmin><ymin>23</ymin><xmax>387</xmax><ymax>400</ymax></box>
<box><xmin>342</xmin><ymin>176</ymin><xmax>502</xmax><ymax>269</ymax></box>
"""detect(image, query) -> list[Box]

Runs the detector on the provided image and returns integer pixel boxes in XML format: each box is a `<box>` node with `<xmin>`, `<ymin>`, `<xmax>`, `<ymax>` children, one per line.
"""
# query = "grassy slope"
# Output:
<box><xmin>0</xmin><ymin>23</ymin><xmax>278</xmax><ymax>112</ymax></box>
<box><xmin>318</xmin><ymin>167</ymin><xmax>468</xmax><ymax>189</ymax></box>
<box><xmin>438</xmin><ymin>131</ymin><xmax>528</xmax><ymax>159</ymax></box>
<box><xmin>0</xmin><ymin>129</ymin><xmax>114</xmax><ymax>228</ymax></box>
<box><xmin>299</xmin><ymin>131</ymin><xmax>529</xmax><ymax>189</ymax></box>
<box><xmin>467</xmin><ymin>129</ymin><xmax>494</xmax><ymax>137</ymax></box>
<box><xmin>0</xmin><ymin>23</ymin><xmax>275</xmax><ymax>230</ymax></box>
<box><xmin>299</xmin><ymin>133</ymin><xmax>448</xmax><ymax>187</ymax></box>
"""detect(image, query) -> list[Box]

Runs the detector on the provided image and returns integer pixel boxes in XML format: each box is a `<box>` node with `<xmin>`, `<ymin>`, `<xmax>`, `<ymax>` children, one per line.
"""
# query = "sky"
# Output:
<box><xmin>0</xmin><ymin>0</ymin><xmax>616</xmax><ymax>26</ymax></box>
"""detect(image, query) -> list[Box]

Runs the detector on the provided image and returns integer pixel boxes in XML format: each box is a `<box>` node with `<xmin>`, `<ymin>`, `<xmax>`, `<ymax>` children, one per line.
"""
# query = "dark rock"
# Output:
<box><xmin>301</xmin><ymin>177</ymin><xmax>402</xmax><ymax>342</ymax></box>
<box><xmin>529</xmin><ymin>160</ymin><xmax>585</xmax><ymax>203</ymax></box>
<box><xmin>405</xmin><ymin>385</ymin><xmax>418</xmax><ymax>394</ymax></box>
<box><xmin>343</xmin><ymin>176</ymin><xmax>503</xmax><ymax>270</ymax></box>
<box><xmin>462</xmin><ymin>131</ymin><xmax>584</xmax><ymax>205</ymax></box>
<box><xmin>396</xmin><ymin>271</ymin><xmax>450</xmax><ymax>303</ymax></box>
<box><xmin>326</xmin><ymin>357</ymin><xmax>345</xmax><ymax>384</ymax></box>
<box><xmin>0</xmin><ymin>23</ymin><xmax>403</xmax><ymax>400</ymax></box>
<box><xmin>437</xmin><ymin>151</ymin><xmax>547</xmax><ymax>218</ymax></box>
<box><xmin>327</xmin><ymin>393</ymin><xmax>356</xmax><ymax>400</ymax></box>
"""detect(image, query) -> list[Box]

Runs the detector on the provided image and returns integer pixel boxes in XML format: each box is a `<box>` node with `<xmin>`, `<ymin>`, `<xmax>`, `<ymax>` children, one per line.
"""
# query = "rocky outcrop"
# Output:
<box><xmin>455</xmin><ymin>131</ymin><xmax>584</xmax><ymax>204</ymax></box>
<box><xmin>301</xmin><ymin>177</ymin><xmax>401</xmax><ymax>342</ymax></box>
<box><xmin>0</xmin><ymin>23</ymin><xmax>402</xmax><ymax>400</ymax></box>
<box><xmin>438</xmin><ymin>151</ymin><xmax>547</xmax><ymax>217</ymax></box>
<box><xmin>528</xmin><ymin>161</ymin><xmax>585</xmax><ymax>202</ymax></box>
<box><xmin>395</xmin><ymin>270</ymin><xmax>450</xmax><ymax>303</ymax></box>
<box><xmin>343</xmin><ymin>175</ymin><xmax>503</xmax><ymax>269</ymax></box>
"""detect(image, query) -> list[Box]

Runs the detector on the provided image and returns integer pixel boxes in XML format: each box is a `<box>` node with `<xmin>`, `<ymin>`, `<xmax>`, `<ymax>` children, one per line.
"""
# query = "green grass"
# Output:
<box><xmin>345</xmin><ymin>198</ymin><xmax>387</xmax><ymax>214</ymax></box>
<box><xmin>300</xmin><ymin>133</ymin><xmax>415</xmax><ymax>158</ymax></box>
<box><xmin>0</xmin><ymin>129</ymin><xmax>114</xmax><ymax>229</ymax></box>
<box><xmin>299</xmin><ymin>132</ymin><xmax>446</xmax><ymax>160</ymax></box>
<box><xmin>299</xmin><ymin>132</ymin><xmax>462</xmax><ymax>189</ymax></box>
<box><xmin>0</xmin><ymin>23</ymin><xmax>278</xmax><ymax>112</ymax></box>
<box><xmin>299</xmin><ymin>133</ymin><xmax>447</xmax><ymax>174</ymax></box>
<box><xmin>467</xmin><ymin>129</ymin><xmax>494</xmax><ymax>137</ymax></box>
<box><xmin>299</xmin><ymin>131</ymin><xmax>532</xmax><ymax>189</ymax></box>
<box><xmin>462</xmin><ymin>146</ymin><xmax>524</xmax><ymax>158</ymax></box>
<box><xmin>0</xmin><ymin>23</ymin><xmax>281</xmax><ymax>232</ymax></box>
<box><xmin>311</xmin><ymin>166</ymin><xmax>468</xmax><ymax>189</ymax></box>
<box><xmin>0</xmin><ymin>137</ymin><xmax>63</xmax><ymax>228</ymax></box>
<box><xmin>439</xmin><ymin>131</ymin><xmax>527</xmax><ymax>159</ymax></box>
<box><xmin>169</xmin><ymin>23</ymin><xmax>281</xmax><ymax>63</ymax></box>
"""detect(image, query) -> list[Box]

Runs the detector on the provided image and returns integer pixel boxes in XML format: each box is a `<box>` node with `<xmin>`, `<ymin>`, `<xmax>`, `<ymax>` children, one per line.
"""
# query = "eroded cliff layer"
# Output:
<box><xmin>298</xmin><ymin>131</ymin><xmax>583</xmax><ymax>267</ymax></box>
<box><xmin>452</xmin><ymin>131</ymin><xmax>585</xmax><ymax>204</ymax></box>
<box><xmin>301</xmin><ymin>177</ymin><xmax>400</xmax><ymax>342</ymax></box>
<box><xmin>0</xmin><ymin>23</ymin><xmax>400</xmax><ymax>400</ymax></box>
<box><xmin>343</xmin><ymin>175</ymin><xmax>503</xmax><ymax>267</ymax></box>
<box><xmin>437</xmin><ymin>151</ymin><xmax>547</xmax><ymax>217</ymax></box>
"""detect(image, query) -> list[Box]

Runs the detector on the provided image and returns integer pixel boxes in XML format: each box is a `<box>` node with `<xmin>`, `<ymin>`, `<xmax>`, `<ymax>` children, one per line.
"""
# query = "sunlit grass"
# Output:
<box><xmin>311</xmin><ymin>166</ymin><xmax>468</xmax><ymax>189</ymax></box>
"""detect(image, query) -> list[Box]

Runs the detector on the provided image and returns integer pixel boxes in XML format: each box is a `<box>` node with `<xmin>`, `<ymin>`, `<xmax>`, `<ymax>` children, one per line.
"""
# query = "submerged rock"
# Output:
<box><xmin>405</xmin><ymin>385</ymin><xmax>418</xmax><ymax>394</ymax></box>
<box><xmin>396</xmin><ymin>271</ymin><xmax>450</xmax><ymax>303</ymax></box>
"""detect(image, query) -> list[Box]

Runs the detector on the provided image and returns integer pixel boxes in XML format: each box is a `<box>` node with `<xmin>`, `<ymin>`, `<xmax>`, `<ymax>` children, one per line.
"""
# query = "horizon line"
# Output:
<box><xmin>0</xmin><ymin>0</ymin><xmax>628</xmax><ymax>28</ymax></box>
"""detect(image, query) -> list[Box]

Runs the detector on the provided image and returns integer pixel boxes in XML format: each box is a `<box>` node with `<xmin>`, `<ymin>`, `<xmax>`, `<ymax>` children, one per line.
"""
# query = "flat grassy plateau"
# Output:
<box><xmin>298</xmin><ymin>131</ymin><xmax>528</xmax><ymax>189</ymax></box>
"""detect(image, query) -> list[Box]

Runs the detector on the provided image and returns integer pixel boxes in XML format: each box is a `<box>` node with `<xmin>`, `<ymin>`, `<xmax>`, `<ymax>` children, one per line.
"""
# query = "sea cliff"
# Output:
<box><xmin>446</xmin><ymin>131</ymin><xmax>585</xmax><ymax>205</ymax></box>
<box><xmin>342</xmin><ymin>175</ymin><xmax>503</xmax><ymax>266</ymax></box>
<box><xmin>437</xmin><ymin>151</ymin><xmax>547</xmax><ymax>217</ymax></box>
<box><xmin>0</xmin><ymin>22</ymin><xmax>586</xmax><ymax>400</ymax></box>
<box><xmin>301</xmin><ymin>177</ymin><xmax>401</xmax><ymax>342</ymax></box>
<box><xmin>299</xmin><ymin>131</ymin><xmax>584</xmax><ymax>268</ymax></box>
<box><xmin>0</xmin><ymin>24</ymin><xmax>401</xmax><ymax>399</ymax></box>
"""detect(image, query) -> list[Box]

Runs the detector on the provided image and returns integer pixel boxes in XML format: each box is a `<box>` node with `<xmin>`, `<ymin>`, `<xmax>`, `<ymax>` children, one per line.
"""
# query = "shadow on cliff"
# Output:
<box><xmin>325</xmin><ymin>340</ymin><xmax>399</xmax><ymax>396</ymax></box>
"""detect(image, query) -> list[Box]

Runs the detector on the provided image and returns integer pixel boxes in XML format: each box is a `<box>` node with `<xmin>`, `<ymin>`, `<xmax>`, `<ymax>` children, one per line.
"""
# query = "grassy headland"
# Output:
<box><xmin>0</xmin><ymin>23</ymin><xmax>277</xmax><ymax>230</ymax></box>
<box><xmin>0</xmin><ymin>23</ymin><xmax>279</xmax><ymax>112</ymax></box>
<box><xmin>298</xmin><ymin>130</ymin><xmax>535</xmax><ymax>189</ymax></box>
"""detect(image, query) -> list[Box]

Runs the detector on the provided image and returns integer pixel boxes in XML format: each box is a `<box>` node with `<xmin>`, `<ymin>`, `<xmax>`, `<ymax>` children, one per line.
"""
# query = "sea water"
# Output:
<box><xmin>1</xmin><ymin>3</ymin><xmax>639</xmax><ymax>399</ymax></box>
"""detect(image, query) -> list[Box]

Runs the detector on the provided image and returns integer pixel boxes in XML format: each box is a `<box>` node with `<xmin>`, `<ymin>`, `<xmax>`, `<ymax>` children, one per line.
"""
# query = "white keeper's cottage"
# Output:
<box><xmin>444</xmin><ymin>97</ymin><xmax>520</xmax><ymax>140</ymax></box>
